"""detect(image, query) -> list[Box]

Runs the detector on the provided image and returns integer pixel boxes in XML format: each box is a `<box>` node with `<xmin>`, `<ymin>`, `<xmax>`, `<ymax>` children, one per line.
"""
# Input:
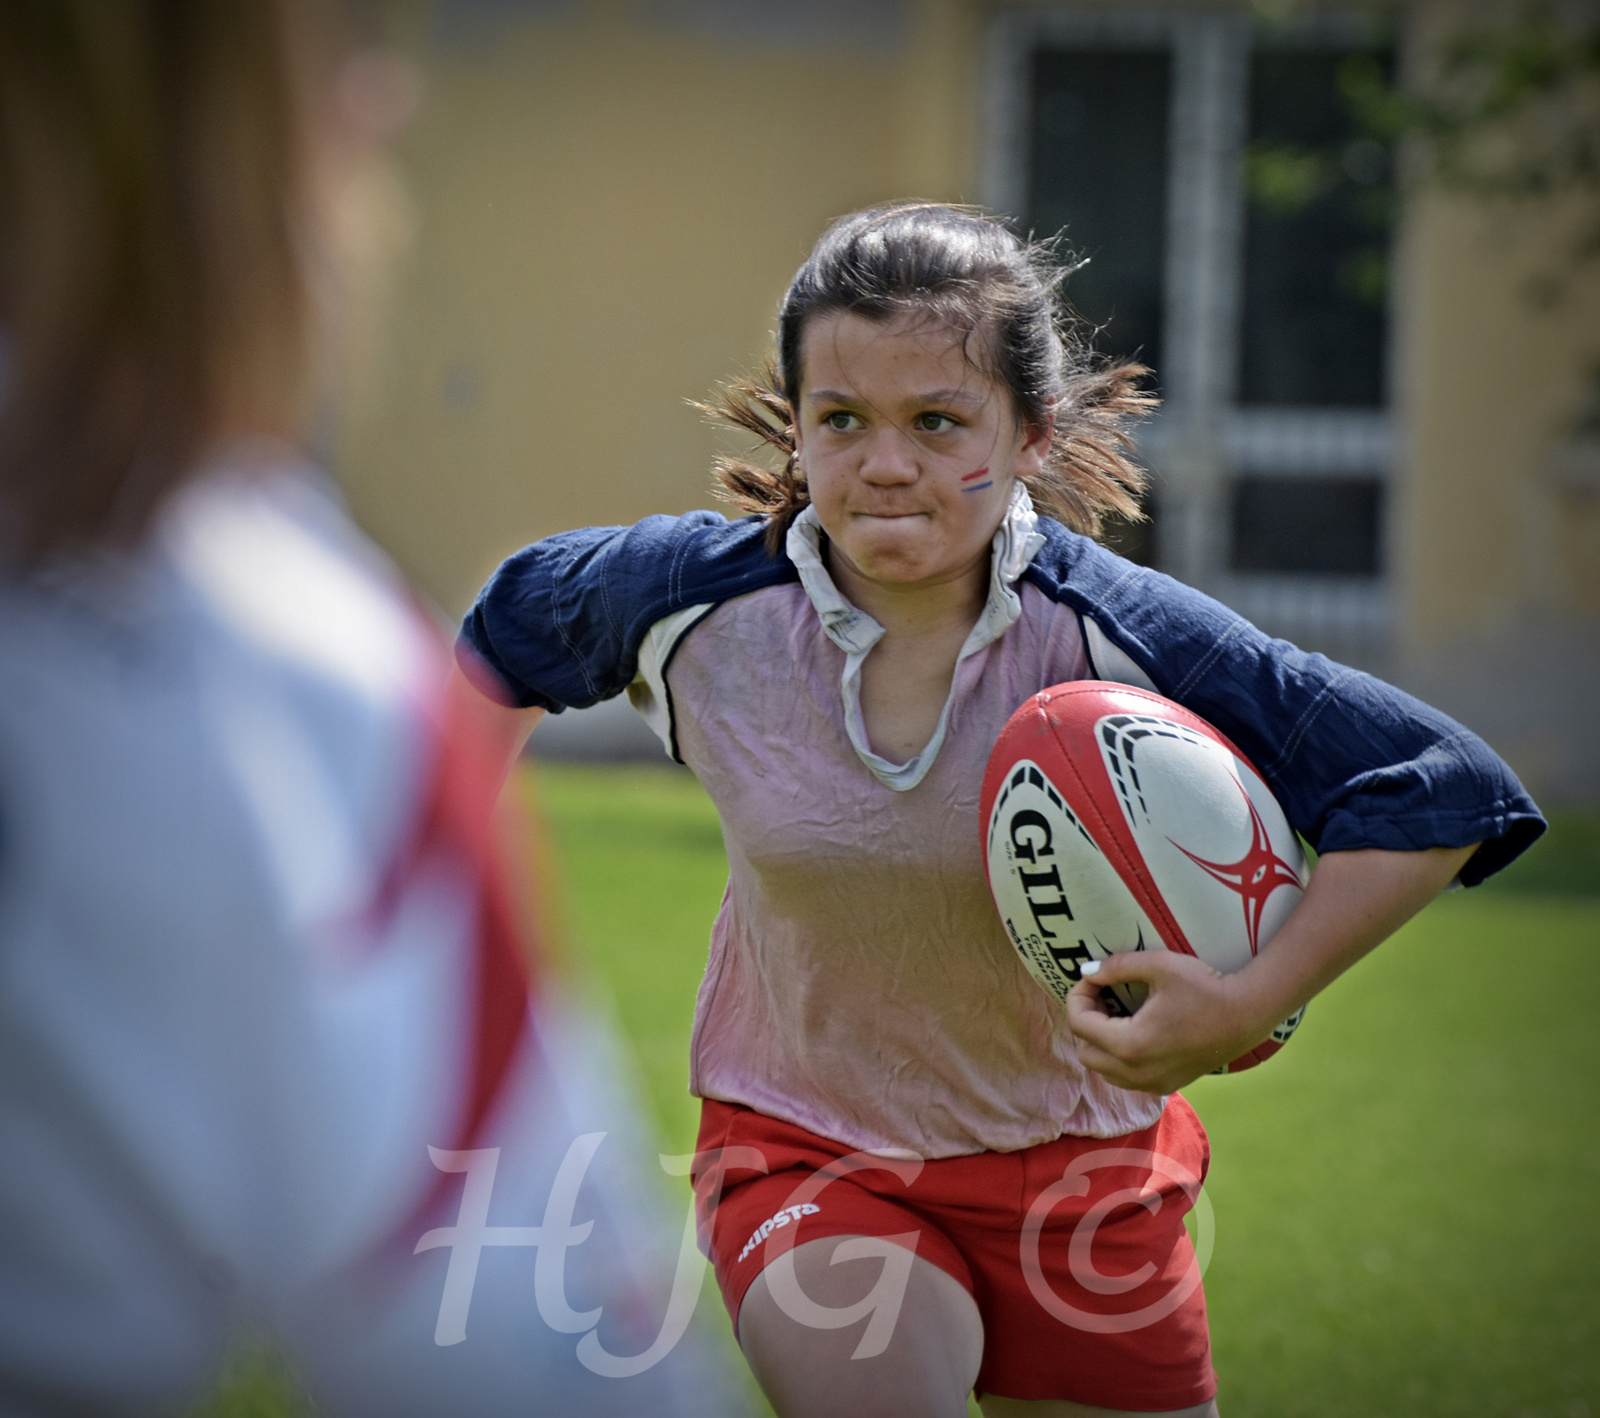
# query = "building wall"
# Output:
<box><xmin>1395</xmin><ymin>180</ymin><xmax>1600</xmax><ymax>801</ymax></box>
<box><xmin>1391</xmin><ymin>0</ymin><xmax>1600</xmax><ymax>804</ymax></box>
<box><xmin>338</xmin><ymin>0</ymin><xmax>978</xmax><ymax>620</ymax></box>
<box><xmin>338</xmin><ymin>0</ymin><xmax>1600</xmax><ymax>803</ymax></box>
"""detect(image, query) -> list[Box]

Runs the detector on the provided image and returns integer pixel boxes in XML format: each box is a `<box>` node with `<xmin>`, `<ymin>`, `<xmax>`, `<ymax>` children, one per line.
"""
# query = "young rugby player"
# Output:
<box><xmin>460</xmin><ymin>204</ymin><xmax>1543</xmax><ymax>1417</ymax></box>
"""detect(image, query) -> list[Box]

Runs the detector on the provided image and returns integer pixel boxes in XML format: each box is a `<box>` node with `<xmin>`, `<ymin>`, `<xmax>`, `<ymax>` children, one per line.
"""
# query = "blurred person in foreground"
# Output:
<box><xmin>0</xmin><ymin>4</ymin><xmax>727</xmax><ymax>1413</ymax></box>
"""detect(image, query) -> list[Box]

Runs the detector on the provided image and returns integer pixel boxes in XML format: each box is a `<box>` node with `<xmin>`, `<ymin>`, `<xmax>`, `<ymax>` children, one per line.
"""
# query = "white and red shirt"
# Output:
<box><xmin>628</xmin><ymin>489</ymin><xmax>1166</xmax><ymax>1158</ymax></box>
<box><xmin>0</xmin><ymin>460</ymin><xmax>720</xmax><ymax>1415</ymax></box>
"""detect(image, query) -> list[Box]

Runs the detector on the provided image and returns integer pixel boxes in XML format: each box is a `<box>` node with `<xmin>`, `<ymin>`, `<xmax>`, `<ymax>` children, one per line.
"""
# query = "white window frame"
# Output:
<box><xmin>982</xmin><ymin>7</ymin><xmax>1395</xmax><ymax>659</ymax></box>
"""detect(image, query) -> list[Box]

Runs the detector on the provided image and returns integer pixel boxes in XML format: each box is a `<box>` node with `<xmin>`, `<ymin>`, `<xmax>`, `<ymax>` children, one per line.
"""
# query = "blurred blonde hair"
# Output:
<box><xmin>0</xmin><ymin>0</ymin><xmax>330</xmax><ymax>565</ymax></box>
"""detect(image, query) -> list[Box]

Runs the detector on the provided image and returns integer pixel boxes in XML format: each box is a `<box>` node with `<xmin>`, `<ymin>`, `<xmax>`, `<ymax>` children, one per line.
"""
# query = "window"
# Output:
<box><xmin>984</xmin><ymin>10</ymin><xmax>1396</xmax><ymax>659</ymax></box>
<box><xmin>1230</xmin><ymin>476</ymin><xmax>1382</xmax><ymax>576</ymax></box>
<box><xmin>1028</xmin><ymin>50</ymin><xmax>1171</xmax><ymax>372</ymax></box>
<box><xmin>1239</xmin><ymin>47</ymin><xmax>1394</xmax><ymax>409</ymax></box>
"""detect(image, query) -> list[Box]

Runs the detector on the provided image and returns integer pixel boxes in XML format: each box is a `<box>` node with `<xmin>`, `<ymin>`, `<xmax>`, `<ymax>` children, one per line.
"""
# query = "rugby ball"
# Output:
<box><xmin>980</xmin><ymin>682</ymin><xmax>1309</xmax><ymax>1073</ymax></box>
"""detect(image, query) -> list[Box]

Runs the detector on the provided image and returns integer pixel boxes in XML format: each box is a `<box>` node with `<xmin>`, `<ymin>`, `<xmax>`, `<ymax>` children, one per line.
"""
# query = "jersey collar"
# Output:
<box><xmin>784</xmin><ymin>483</ymin><xmax>1046</xmax><ymax>790</ymax></box>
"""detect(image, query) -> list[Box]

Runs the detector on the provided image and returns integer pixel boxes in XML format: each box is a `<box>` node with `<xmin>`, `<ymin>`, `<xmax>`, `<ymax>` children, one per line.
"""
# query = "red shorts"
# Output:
<box><xmin>692</xmin><ymin>1096</ymin><xmax>1216</xmax><ymax>1409</ymax></box>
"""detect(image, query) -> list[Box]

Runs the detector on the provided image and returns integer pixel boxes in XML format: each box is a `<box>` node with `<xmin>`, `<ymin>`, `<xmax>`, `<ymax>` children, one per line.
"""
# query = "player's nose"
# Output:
<box><xmin>857</xmin><ymin>426</ymin><xmax>919</xmax><ymax>485</ymax></box>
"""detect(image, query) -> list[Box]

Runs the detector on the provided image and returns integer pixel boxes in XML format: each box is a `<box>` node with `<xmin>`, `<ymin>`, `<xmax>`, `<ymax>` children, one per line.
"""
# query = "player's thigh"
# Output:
<box><xmin>979</xmin><ymin>1398</ymin><xmax>1219</xmax><ymax>1418</ymax></box>
<box><xmin>738</xmin><ymin>1233</ymin><xmax>983</xmax><ymax>1418</ymax></box>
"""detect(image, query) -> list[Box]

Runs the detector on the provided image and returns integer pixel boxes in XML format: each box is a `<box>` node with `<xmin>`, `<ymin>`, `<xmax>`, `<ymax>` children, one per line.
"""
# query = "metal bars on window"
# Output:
<box><xmin>983</xmin><ymin>7</ymin><xmax>1395</xmax><ymax>660</ymax></box>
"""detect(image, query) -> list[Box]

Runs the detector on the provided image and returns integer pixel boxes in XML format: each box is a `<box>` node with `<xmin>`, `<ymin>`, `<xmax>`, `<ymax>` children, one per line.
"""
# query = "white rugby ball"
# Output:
<box><xmin>979</xmin><ymin>681</ymin><xmax>1309</xmax><ymax>1072</ymax></box>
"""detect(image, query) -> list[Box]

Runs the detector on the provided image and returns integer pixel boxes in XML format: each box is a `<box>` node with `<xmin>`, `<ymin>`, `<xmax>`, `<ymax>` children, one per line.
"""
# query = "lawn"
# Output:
<box><xmin>527</xmin><ymin>763</ymin><xmax>1600</xmax><ymax>1418</ymax></box>
<box><xmin>194</xmin><ymin>766</ymin><xmax>1599</xmax><ymax>1416</ymax></box>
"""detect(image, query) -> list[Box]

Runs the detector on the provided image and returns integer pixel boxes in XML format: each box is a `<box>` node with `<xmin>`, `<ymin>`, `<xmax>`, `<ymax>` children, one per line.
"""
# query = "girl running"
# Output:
<box><xmin>459</xmin><ymin>204</ymin><xmax>1542</xmax><ymax>1418</ymax></box>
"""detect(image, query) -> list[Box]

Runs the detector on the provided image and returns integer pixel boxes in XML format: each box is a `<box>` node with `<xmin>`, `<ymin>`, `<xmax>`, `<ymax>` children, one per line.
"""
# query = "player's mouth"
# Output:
<box><xmin>849</xmin><ymin>508</ymin><xmax>932</xmax><ymax>523</ymax></box>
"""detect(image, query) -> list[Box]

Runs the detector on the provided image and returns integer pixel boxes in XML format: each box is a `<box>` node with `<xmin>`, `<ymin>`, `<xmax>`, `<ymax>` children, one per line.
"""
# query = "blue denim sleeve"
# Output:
<box><xmin>1025</xmin><ymin>525</ymin><xmax>1545</xmax><ymax>886</ymax></box>
<box><xmin>458</xmin><ymin>511</ymin><xmax>795</xmax><ymax>712</ymax></box>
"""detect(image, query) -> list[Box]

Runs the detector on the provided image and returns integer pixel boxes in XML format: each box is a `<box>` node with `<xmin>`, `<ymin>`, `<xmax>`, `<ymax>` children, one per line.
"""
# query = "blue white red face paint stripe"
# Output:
<box><xmin>961</xmin><ymin>467</ymin><xmax>993</xmax><ymax>493</ymax></box>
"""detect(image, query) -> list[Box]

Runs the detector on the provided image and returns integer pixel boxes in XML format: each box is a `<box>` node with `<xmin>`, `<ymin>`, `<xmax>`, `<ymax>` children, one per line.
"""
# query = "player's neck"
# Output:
<box><xmin>825</xmin><ymin>545</ymin><xmax>990</xmax><ymax>646</ymax></box>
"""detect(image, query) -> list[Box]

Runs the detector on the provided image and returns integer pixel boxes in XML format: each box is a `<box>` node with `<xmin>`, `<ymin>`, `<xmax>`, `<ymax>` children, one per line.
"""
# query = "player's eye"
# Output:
<box><xmin>915</xmin><ymin>412</ymin><xmax>958</xmax><ymax>433</ymax></box>
<box><xmin>823</xmin><ymin>410</ymin><xmax>861</xmax><ymax>431</ymax></box>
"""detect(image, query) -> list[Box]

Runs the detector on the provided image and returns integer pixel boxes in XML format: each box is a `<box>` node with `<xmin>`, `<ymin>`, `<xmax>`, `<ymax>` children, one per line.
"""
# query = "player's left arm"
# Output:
<box><xmin>1066</xmin><ymin>842</ymin><xmax>1477</xmax><ymax>1094</ymax></box>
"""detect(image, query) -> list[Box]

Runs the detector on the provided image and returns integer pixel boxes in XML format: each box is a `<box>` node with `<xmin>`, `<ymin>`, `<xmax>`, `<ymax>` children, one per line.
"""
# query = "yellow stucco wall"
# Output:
<box><xmin>338</xmin><ymin>0</ymin><xmax>979</xmax><ymax>617</ymax></box>
<box><xmin>348</xmin><ymin>0</ymin><xmax>1600</xmax><ymax>635</ymax></box>
<box><xmin>1396</xmin><ymin>186</ymin><xmax>1600</xmax><ymax>644</ymax></box>
<box><xmin>336</xmin><ymin>0</ymin><xmax>1599</xmax><ymax>796</ymax></box>
<box><xmin>1385</xmin><ymin>0</ymin><xmax>1600</xmax><ymax>800</ymax></box>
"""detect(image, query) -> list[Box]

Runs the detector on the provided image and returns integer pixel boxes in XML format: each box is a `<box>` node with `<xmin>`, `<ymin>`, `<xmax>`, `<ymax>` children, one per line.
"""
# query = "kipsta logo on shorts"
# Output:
<box><xmin>739</xmin><ymin>1203</ymin><xmax>822</xmax><ymax>1263</ymax></box>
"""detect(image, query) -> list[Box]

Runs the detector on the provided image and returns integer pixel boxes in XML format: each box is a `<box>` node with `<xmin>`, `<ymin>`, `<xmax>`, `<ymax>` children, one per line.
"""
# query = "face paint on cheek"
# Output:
<box><xmin>960</xmin><ymin>466</ymin><xmax>994</xmax><ymax>493</ymax></box>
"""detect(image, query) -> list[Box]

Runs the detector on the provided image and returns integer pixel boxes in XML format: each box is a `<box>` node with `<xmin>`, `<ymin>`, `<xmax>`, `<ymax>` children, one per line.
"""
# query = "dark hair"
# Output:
<box><xmin>0</xmin><ymin>0</ymin><xmax>332</xmax><ymax>567</ymax></box>
<box><xmin>706</xmin><ymin>203</ymin><xmax>1155</xmax><ymax>553</ymax></box>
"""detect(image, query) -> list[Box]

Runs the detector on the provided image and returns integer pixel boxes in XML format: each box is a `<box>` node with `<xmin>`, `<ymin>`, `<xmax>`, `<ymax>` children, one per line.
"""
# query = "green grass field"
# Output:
<box><xmin>195</xmin><ymin>765</ymin><xmax>1599</xmax><ymax>1416</ymax></box>
<box><xmin>527</xmin><ymin>763</ymin><xmax>1600</xmax><ymax>1418</ymax></box>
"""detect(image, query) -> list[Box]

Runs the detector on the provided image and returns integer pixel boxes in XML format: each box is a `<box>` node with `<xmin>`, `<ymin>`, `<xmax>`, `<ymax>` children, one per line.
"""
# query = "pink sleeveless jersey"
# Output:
<box><xmin>667</xmin><ymin>578</ymin><xmax>1167</xmax><ymax>1159</ymax></box>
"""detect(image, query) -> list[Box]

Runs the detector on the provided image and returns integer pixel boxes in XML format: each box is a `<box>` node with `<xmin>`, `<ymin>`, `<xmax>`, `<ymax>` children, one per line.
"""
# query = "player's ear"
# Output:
<box><xmin>1014</xmin><ymin>415</ymin><xmax>1052</xmax><ymax>477</ymax></box>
